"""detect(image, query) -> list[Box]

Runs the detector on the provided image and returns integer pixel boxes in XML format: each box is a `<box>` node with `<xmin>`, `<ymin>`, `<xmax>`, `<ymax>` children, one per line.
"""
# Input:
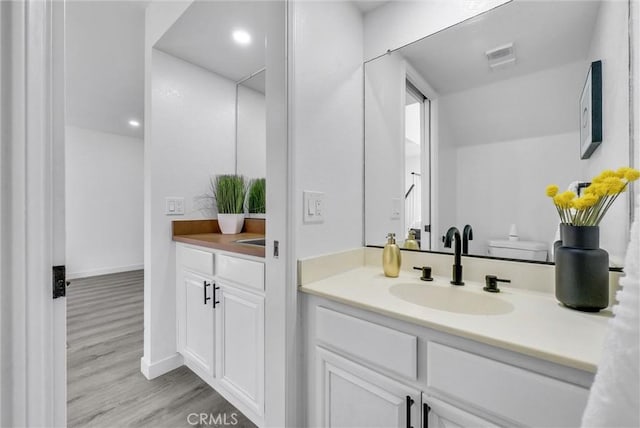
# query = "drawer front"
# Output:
<box><xmin>178</xmin><ymin>245</ymin><xmax>214</xmax><ymax>276</ymax></box>
<box><xmin>427</xmin><ymin>342</ymin><xmax>589</xmax><ymax>427</ymax></box>
<box><xmin>217</xmin><ymin>254</ymin><xmax>264</xmax><ymax>291</ymax></box>
<box><xmin>316</xmin><ymin>307</ymin><xmax>417</xmax><ymax>380</ymax></box>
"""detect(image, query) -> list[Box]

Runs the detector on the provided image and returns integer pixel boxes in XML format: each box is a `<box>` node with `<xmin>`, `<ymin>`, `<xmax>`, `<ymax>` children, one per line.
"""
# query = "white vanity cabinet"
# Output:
<box><xmin>215</xmin><ymin>281</ymin><xmax>264</xmax><ymax>416</ymax></box>
<box><xmin>176</xmin><ymin>245</ymin><xmax>216</xmax><ymax>378</ymax></box>
<box><xmin>305</xmin><ymin>298</ymin><xmax>593</xmax><ymax>428</ymax></box>
<box><xmin>316</xmin><ymin>347</ymin><xmax>421</xmax><ymax>428</ymax></box>
<box><xmin>179</xmin><ymin>270</ymin><xmax>215</xmax><ymax>377</ymax></box>
<box><xmin>176</xmin><ymin>243</ymin><xmax>265</xmax><ymax>426</ymax></box>
<box><xmin>424</xmin><ymin>395</ymin><xmax>499</xmax><ymax>428</ymax></box>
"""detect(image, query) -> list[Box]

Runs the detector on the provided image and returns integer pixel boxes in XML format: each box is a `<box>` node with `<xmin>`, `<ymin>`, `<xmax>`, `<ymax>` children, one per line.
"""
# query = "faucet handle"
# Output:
<box><xmin>484</xmin><ymin>275</ymin><xmax>511</xmax><ymax>293</ymax></box>
<box><xmin>413</xmin><ymin>266</ymin><xmax>433</xmax><ymax>281</ymax></box>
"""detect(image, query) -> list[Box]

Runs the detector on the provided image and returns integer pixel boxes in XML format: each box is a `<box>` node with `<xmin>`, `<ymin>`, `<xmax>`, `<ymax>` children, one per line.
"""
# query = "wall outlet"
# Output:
<box><xmin>165</xmin><ymin>197</ymin><xmax>185</xmax><ymax>215</ymax></box>
<box><xmin>303</xmin><ymin>191</ymin><xmax>325</xmax><ymax>224</ymax></box>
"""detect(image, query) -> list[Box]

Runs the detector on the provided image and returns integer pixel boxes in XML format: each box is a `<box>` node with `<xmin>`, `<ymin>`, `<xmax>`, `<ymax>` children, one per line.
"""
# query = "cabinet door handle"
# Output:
<box><xmin>203</xmin><ymin>281</ymin><xmax>211</xmax><ymax>304</ymax></box>
<box><xmin>213</xmin><ymin>284</ymin><xmax>220</xmax><ymax>309</ymax></box>
<box><xmin>406</xmin><ymin>395</ymin><xmax>415</xmax><ymax>428</ymax></box>
<box><xmin>423</xmin><ymin>403</ymin><xmax>430</xmax><ymax>428</ymax></box>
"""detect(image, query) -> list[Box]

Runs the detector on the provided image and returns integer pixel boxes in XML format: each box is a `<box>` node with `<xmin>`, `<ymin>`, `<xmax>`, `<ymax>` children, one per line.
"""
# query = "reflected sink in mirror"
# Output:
<box><xmin>389</xmin><ymin>283</ymin><xmax>514</xmax><ymax>315</ymax></box>
<box><xmin>234</xmin><ymin>238</ymin><xmax>266</xmax><ymax>247</ymax></box>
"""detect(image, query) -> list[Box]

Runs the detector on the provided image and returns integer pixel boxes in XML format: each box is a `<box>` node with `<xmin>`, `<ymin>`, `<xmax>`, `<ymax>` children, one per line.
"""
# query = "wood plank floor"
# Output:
<box><xmin>67</xmin><ymin>270</ymin><xmax>256</xmax><ymax>428</ymax></box>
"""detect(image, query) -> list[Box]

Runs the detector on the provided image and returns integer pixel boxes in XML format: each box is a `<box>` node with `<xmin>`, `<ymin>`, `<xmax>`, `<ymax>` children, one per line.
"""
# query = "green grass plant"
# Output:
<box><xmin>248</xmin><ymin>178</ymin><xmax>266</xmax><ymax>214</ymax></box>
<box><xmin>211</xmin><ymin>174</ymin><xmax>247</xmax><ymax>214</ymax></box>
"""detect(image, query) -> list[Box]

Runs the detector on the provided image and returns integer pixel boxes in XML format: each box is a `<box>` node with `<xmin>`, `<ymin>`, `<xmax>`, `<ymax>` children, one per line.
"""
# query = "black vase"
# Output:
<box><xmin>555</xmin><ymin>224</ymin><xmax>609</xmax><ymax>312</ymax></box>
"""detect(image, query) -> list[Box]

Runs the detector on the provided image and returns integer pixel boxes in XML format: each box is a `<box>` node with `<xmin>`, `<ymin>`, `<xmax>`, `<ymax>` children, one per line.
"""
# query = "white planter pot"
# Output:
<box><xmin>217</xmin><ymin>213</ymin><xmax>245</xmax><ymax>234</ymax></box>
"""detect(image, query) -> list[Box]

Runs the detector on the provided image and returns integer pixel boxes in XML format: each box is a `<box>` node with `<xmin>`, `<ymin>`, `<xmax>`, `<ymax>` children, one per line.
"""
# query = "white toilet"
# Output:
<box><xmin>487</xmin><ymin>239</ymin><xmax>548</xmax><ymax>261</ymax></box>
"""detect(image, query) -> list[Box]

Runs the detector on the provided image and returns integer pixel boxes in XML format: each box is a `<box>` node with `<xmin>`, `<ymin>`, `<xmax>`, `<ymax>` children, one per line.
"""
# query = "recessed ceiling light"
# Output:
<box><xmin>232</xmin><ymin>29</ymin><xmax>252</xmax><ymax>46</ymax></box>
<box><xmin>128</xmin><ymin>119</ymin><xmax>140</xmax><ymax>128</ymax></box>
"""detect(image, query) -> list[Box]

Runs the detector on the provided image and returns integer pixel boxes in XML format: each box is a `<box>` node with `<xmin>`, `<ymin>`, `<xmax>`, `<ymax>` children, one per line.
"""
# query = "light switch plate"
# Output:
<box><xmin>165</xmin><ymin>197</ymin><xmax>185</xmax><ymax>215</ymax></box>
<box><xmin>303</xmin><ymin>191</ymin><xmax>325</xmax><ymax>224</ymax></box>
<box><xmin>391</xmin><ymin>198</ymin><xmax>401</xmax><ymax>219</ymax></box>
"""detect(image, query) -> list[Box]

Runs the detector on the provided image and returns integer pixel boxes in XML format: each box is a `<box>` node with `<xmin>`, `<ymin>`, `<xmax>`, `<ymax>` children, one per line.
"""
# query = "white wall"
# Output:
<box><xmin>143</xmin><ymin>0</ymin><xmax>192</xmax><ymax>377</ymax></box>
<box><xmin>144</xmin><ymin>48</ymin><xmax>236</xmax><ymax>368</ymax></box>
<box><xmin>433</xmin><ymin>61</ymin><xmax>585</xmax><ymax>252</ymax></box>
<box><xmin>438</xmin><ymin>61</ymin><xmax>587</xmax><ymax>147</ymax></box>
<box><xmin>364</xmin><ymin>51</ymin><xmax>405</xmax><ymax>246</ymax></box>
<box><xmin>581</xmin><ymin>0</ymin><xmax>630</xmax><ymax>264</ymax></box>
<box><xmin>65</xmin><ymin>126</ymin><xmax>144</xmax><ymax>278</ymax></box>
<box><xmin>363</xmin><ymin>0</ymin><xmax>509</xmax><ymax>60</ymax></box>
<box><xmin>237</xmin><ymin>85</ymin><xmax>266</xmax><ymax>179</ymax></box>
<box><xmin>455</xmin><ymin>132</ymin><xmax>582</xmax><ymax>256</ymax></box>
<box><xmin>435</xmin><ymin>111</ymin><xmax>457</xmax><ymax>250</ymax></box>
<box><xmin>635</xmin><ymin>0</ymin><xmax>640</xmax><ymax>174</ymax></box>
<box><xmin>293</xmin><ymin>1</ymin><xmax>364</xmax><ymax>259</ymax></box>
<box><xmin>635</xmin><ymin>0</ymin><xmax>640</xmax><ymax>173</ymax></box>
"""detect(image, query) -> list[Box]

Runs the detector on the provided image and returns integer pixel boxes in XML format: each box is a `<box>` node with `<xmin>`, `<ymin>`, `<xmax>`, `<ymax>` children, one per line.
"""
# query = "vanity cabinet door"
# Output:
<box><xmin>316</xmin><ymin>347</ymin><xmax>421</xmax><ymax>428</ymax></box>
<box><xmin>423</xmin><ymin>395</ymin><xmax>499</xmax><ymax>428</ymax></box>
<box><xmin>215</xmin><ymin>283</ymin><xmax>264</xmax><ymax>416</ymax></box>
<box><xmin>178</xmin><ymin>270</ymin><xmax>215</xmax><ymax>378</ymax></box>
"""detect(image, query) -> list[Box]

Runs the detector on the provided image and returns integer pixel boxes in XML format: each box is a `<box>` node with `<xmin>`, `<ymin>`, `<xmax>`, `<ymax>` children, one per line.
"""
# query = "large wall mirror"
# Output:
<box><xmin>155</xmin><ymin>0</ymin><xmax>266</xmax><ymax>180</ymax></box>
<box><xmin>365</xmin><ymin>0</ymin><xmax>632</xmax><ymax>266</ymax></box>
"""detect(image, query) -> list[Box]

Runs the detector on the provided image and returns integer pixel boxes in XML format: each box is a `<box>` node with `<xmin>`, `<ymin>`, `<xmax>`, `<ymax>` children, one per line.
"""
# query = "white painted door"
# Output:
<box><xmin>423</xmin><ymin>395</ymin><xmax>499</xmax><ymax>428</ymax></box>
<box><xmin>316</xmin><ymin>348</ymin><xmax>421</xmax><ymax>428</ymax></box>
<box><xmin>181</xmin><ymin>270</ymin><xmax>215</xmax><ymax>376</ymax></box>
<box><xmin>215</xmin><ymin>283</ymin><xmax>265</xmax><ymax>416</ymax></box>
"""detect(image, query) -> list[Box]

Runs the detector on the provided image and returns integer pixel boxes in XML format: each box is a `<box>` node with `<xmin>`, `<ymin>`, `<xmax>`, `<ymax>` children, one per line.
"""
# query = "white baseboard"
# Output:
<box><xmin>67</xmin><ymin>264</ymin><xmax>144</xmax><ymax>280</ymax></box>
<box><xmin>140</xmin><ymin>353</ymin><xmax>183</xmax><ymax>380</ymax></box>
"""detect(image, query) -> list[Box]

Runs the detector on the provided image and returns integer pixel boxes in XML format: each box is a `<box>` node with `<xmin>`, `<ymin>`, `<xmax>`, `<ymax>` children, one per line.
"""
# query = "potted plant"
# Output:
<box><xmin>211</xmin><ymin>174</ymin><xmax>247</xmax><ymax>234</ymax></box>
<box><xmin>546</xmin><ymin>166</ymin><xmax>639</xmax><ymax>311</ymax></box>
<box><xmin>247</xmin><ymin>178</ymin><xmax>266</xmax><ymax>217</ymax></box>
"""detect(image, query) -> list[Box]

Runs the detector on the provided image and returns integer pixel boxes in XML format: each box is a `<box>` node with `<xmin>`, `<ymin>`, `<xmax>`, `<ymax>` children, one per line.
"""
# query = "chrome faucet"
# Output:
<box><xmin>462</xmin><ymin>224</ymin><xmax>473</xmax><ymax>255</ymax></box>
<box><xmin>443</xmin><ymin>227</ymin><xmax>464</xmax><ymax>285</ymax></box>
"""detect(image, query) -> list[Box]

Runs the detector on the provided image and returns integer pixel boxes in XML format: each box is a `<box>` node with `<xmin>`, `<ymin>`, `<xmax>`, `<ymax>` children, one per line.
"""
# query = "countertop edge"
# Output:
<box><xmin>299</xmin><ymin>285</ymin><xmax>598</xmax><ymax>374</ymax></box>
<box><xmin>173</xmin><ymin>235</ymin><xmax>265</xmax><ymax>258</ymax></box>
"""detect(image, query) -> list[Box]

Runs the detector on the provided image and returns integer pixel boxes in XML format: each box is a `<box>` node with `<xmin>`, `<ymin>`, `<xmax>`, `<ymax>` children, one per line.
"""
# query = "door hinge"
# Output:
<box><xmin>424</xmin><ymin>225</ymin><xmax>431</xmax><ymax>233</ymax></box>
<box><xmin>53</xmin><ymin>265</ymin><xmax>66</xmax><ymax>299</ymax></box>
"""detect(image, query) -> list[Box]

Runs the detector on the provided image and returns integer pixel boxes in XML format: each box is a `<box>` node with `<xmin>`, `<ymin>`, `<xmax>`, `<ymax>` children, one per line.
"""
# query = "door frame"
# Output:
<box><xmin>0</xmin><ymin>0</ymin><xmax>66</xmax><ymax>426</ymax></box>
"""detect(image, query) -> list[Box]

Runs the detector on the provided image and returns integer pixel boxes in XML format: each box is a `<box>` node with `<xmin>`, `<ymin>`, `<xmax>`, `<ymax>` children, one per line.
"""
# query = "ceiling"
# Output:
<box><xmin>154</xmin><ymin>1</ymin><xmax>266</xmax><ymax>93</ymax></box>
<box><xmin>352</xmin><ymin>1</ymin><xmax>391</xmax><ymax>14</ymax></box>
<box><xmin>400</xmin><ymin>0</ymin><xmax>601</xmax><ymax>95</ymax></box>
<box><xmin>388</xmin><ymin>0</ymin><xmax>607</xmax><ymax>147</ymax></box>
<box><xmin>65</xmin><ymin>0</ymin><xmax>147</xmax><ymax>139</ymax></box>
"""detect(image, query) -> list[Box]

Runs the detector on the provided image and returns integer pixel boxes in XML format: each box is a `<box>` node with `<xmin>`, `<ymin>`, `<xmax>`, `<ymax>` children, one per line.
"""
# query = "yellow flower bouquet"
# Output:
<box><xmin>546</xmin><ymin>167</ymin><xmax>639</xmax><ymax>226</ymax></box>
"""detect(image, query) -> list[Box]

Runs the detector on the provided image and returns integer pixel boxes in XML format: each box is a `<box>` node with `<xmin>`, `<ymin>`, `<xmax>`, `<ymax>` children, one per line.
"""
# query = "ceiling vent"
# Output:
<box><xmin>485</xmin><ymin>43</ymin><xmax>516</xmax><ymax>70</ymax></box>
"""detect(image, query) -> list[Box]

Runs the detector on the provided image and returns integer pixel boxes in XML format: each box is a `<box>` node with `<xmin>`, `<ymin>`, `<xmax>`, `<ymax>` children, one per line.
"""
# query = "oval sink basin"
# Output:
<box><xmin>389</xmin><ymin>283</ymin><xmax>514</xmax><ymax>315</ymax></box>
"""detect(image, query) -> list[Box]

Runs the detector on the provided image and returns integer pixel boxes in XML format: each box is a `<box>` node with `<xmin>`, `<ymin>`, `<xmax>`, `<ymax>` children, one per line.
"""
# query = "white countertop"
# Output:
<box><xmin>299</xmin><ymin>266</ymin><xmax>612</xmax><ymax>373</ymax></box>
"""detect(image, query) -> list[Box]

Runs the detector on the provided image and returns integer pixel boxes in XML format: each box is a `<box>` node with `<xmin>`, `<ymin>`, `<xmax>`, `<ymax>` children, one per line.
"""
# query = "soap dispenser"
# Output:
<box><xmin>403</xmin><ymin>229</ymin><xmax>420</xmax><ymax>250</ymax></box>
<box><xmin>383</xmin><ymin>233</ymin><xmax>402</xmax><ymax>277</ymax></box>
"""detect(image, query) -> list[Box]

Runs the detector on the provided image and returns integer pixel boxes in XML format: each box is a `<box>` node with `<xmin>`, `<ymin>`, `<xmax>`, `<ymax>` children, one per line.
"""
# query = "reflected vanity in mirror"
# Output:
<box><xmin>364</xmin><ymin>0</ymin><xmax>632</xmax><ymax>266</ymax></box>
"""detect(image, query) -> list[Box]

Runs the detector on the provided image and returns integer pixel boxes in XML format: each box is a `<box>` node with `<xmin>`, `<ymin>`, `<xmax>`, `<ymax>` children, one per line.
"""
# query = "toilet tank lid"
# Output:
<box><xmin>487</xmin><ymin>240</ymin><xmax>548</xmax><ymax>251</ymax></box>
